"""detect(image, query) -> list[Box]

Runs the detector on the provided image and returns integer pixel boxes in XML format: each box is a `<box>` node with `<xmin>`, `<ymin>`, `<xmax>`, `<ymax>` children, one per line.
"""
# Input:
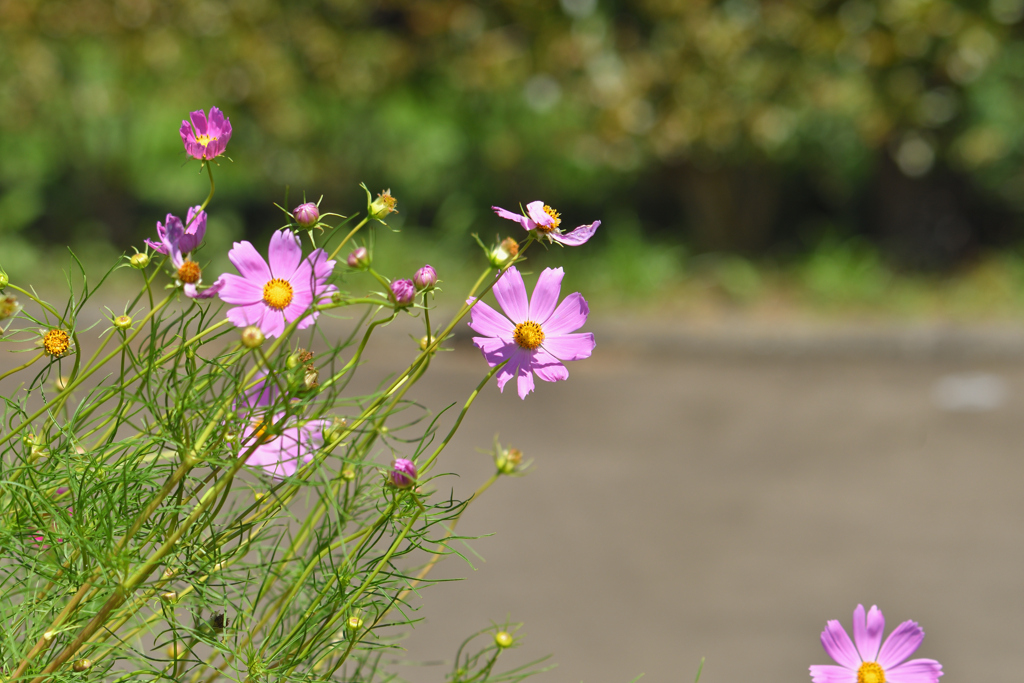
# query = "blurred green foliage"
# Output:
<box><xmin>5</xmin><ymin>0</ymin><xmax>1024</xmax><ymax>308</ymax></box>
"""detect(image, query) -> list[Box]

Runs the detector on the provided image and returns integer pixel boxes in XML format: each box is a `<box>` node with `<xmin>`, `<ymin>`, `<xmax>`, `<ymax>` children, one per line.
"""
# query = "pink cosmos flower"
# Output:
<box><xmin>810</xmin><ymin>605</ymin><xmax>942</xmax><ymax>683</ymax></box>
<box><xmin>468</xmin><ymin>266</ymin><xmax>595</xmax><ymax>399</ymax></box>
<box><xmin>240</xmin><ymin>412</ymin><xmax>328</xmax><ymax>479</ymax></box>
<box><xmin>180</xmin><ymin>107</ymin><xmax>232</xmax><ymax>160</ymax></box>
<box><xmin>492</xmin><ymin>201</ymin><xmax>600</xmax><ymax>246</ymax></box>
<box><xmin>145</xmin><ymin>206</ymin><xmax>207</xmax><ymax>255</ymax></box>
<box><xmin>158</xmin><ymin>214</ymin><xmax>223</xmax><ymax>300</ymax></box>
<box><xmin>234</xmin><ymin>372</ymin><xmax>327</xmax><ymax>479</ymax></box>
<box><xmin>217</xmin><ymin>229</ymin><xmax>337</xmax><ymax>338</ymax></box>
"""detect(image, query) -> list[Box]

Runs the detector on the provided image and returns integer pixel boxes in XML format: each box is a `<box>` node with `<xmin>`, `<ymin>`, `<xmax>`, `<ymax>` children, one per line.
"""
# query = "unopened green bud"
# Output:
<box><xmin>347</xmin><ymin>615</ymin><xmax>363</xmax><ymax>631</ymax></box>
<box><xmin>286</xmin><ymin>352</ymin><xmax>301</xmax><ymax>369</ymax></box>
<box><xmin>331</xmin><ymin>291</ymin><xmax>344</xmax><ymax>304</ymax></box>
<box><xmin>240</xmin><ymin>326</ymin><xmax>264</xmax><ymax>349</ymax></box>
<box><xmin>130</xmin><ymin>252</ymin><xmax>150</xmax><ymax>269</ymax></box>
<box><xmin>72</xmin><ymin>659</ymin><xmax>93</xmax><ymax>672</ymax></box>
<box><xmin>325</xmin><ymin>418</ymin><xmax>348</xmax><ymax>443</ymax></box>
<box><xmin>494</xmin><ymin>631</ymin><xmax>513</xmax><ymax>648</ymax></box>
<box><xmin>0</xmin><ymin>270</ymin><xmax>8</xmax><ymax>289</ymax></box>
<box><xmin>341</xmin><ymin>467</ymin><xmax>356</xmax><ymax>481</ymax></box>
<box><xmin>487</xmin><ymin>237</ymin><xmax>519</xmax><ymax>268</ymax></box>
<box><xmin>113</xmin><ymin>315</ymin><xmax>132</xmax><ymax>330</ymax></box>
<box><xmin>496</xmin><ymin>447</ymin><xmax>523</xmax><ymax>475</ymax></box>
<box><xmin>369</xmin><ymin>189</ymin><xmax>398</xmax><ymax>222</ymax></box>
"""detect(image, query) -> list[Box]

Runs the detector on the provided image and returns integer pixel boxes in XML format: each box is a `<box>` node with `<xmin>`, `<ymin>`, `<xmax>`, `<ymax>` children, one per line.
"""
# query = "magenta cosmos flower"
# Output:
<box><xmin>810</xmin><ymin>605</ymin><xmax>942</xmax><ymax>683</ymax></box>
<box><xmin>157</xmin><ymin>214</ymin><xmax>223</xmax><ymax>300</ymax></box>
<box><xmin>492</xmin><ymin>201</ymin><xmax>600</xmax><ymax>246</ymax></box>
<box><xmin>390</xmin><ymin>458</ymin><xmax>417</xmax><ymax>488</ymax></box>
<box><xmin>468</xmin><ymin>265</ymin><xmax>595</xmax><ymax>399</ymax></box>
<box><xmin>218</xmin><ymin>229</ymin><xmax>337</xmax><ymax>338</ymax></box>
<box><xmin>180</xmin><ymin>107</ymin><xmax>232</xmax><ymax>160</ymax></box>
<box><xmin>146</xmin><ymin>206</ymin><xmax>207</xmax><ymax>255</ymax></box>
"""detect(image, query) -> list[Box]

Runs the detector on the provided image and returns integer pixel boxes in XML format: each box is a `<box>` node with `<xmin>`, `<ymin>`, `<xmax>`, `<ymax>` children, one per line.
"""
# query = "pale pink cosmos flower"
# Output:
<box><xmin>146</xmin><ymin>206</ymin><xmax>207</xmax><ymax>255</ymax></box>
<box><xmin>810</xmin><ymin>604</ymin><xmax>942</xmax><ymax>683</ymax></box>
<box><xmin>234</xmin><ymin>372</ymin><xmax>328</xmax><ymax>480</ymax></box>
<box><xmin>158</xmin><ymin>214</ymin><xmax>223</xmax><ymax>300</ymax></box>
<box><xmin>240</xmin><ymin>413</ymin><xmax>328</xmax><ymax>480</ymax></box>
<box><xmin>217</xmin><ymin>229</ymin><xmax>337</xmax><ymax>338</ymax></box>
<box><xmin>468</xmin><ymin>265</ymin><xmax>595</xmax><ymax>399</ymax></box>
<box><xmin>492</xmin><ymin>201</ymin><xmax>600</xmax><ymax>246</ymax></box>
<box><xmin>180</xmin><ymin>107</ymin><xmax>232</xmax><ymax>160</ymax></box>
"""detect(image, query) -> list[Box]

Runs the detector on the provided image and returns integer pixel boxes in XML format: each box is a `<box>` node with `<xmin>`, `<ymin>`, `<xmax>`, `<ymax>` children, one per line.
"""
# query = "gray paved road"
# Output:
<box><xmin>384</xmin><ymin>334</ymin><xmax>1024</xmax><ymax>683</ymax></box>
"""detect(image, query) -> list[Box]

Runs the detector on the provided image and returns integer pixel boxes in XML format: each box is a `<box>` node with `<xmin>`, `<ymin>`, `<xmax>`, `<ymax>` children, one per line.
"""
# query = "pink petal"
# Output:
<box><xmin>492</xmin><ymin>266</ymin><xmax>529</xmax><ymax>323</ymax></box>
<box><xmin>189</xmin><ymin>109</ymin><xmax>209</xmax><ymax>136</ymax></box>
<box><xmin>809</xmin><ymin>665</ymin><xmax>858</xmax><ymax>683</ymax></box>
<box><xmin>821</xmin><ymin>620</ymin><xmax>861</xmax><ymax>670</ymax></box>
<box><xmin>853</xmin><ymin>605</ymin><xmax>885</xmax><ymax>663</ymax></box>
<box><xmin>473</xmin><ymin>336</ymin><xmax>517</xmax><ymax>368</ymax></box>
<box><xmin>295</xmin><ymin>310</ymin><xmax>320</xmax><ymax>330</ymax></box>
<box><xmin>877</xmin><ymin>621</ymin><xmax>925</xmax><ymax>669</ymax></box>
<box><xmin>552</xmin><ymin>220</ymin><xmax>600</xmax><ymax>246</ymax></box>
<box><xmin>492</xmin><ymin>205</ymin><xmax>530</xmax><ymax>230</ymax></box>
<box><xmin>543</xmin><ymin>292</ymin><xmax>589</xmax><ymax>335</ymax></box>
<box><xmin>495</xmin><ymin>348</ymin><xmax>527</xmax><ymax>393</ymax></box>
<box><xmin>307</xmin><ymin>248</ymin><xmax>335</xmax><ymax>282</ymax></box>
<box><xmin>261</xmin><ymin>308</ymin><xmax>287</xmax><ymax>338</ymax></box>
<box><xmin>526</xmin><ymin>201</ymin><xmax>553</xmax><ymax>227</ymax></box>
<box><xmin>145</xmin><ymin>237</ymin><xmax>167</xmax><ymax>254</ymax></box>
<box><xmin>541</xmin><ymin>332</ymin><xmax>595</xmax><ymax>361</ymax></box>
<box><xmin>218</xmin><ymin>273</ymin><xmax>265</xmax><ymax>305</ymax></box>
<box><xmin>516</xmin><ymin>360</ymin><xmax>536</xmax><ymax>399</ymax></box>
<box><xmin>467</xmin><ymin>298</ymin><xmax>515</xmax><ymax>338</ymax></box>
<box><xmin>229</xmin><ymin>241</ymin><xmax>272</xmax><ymax>282</ymax></box>
<box><xmin>530</xmin><ymin>349</ymin><xmax>569</xmax><ymax>383</ymax></box>
<box><xmin>226</xmin><ymin>302</ymin><xmax>265</xmax><ymax>329</ymax></box>
<box><xmin>193</xmin><ymin>276</ymin><xmax>226</xmax><ymax>299</ymax></box>
<box><xmin>314</xmin><ymin>283</ymin><xmax>337</xmax><ymax>305</ymax></box>
<box><xmin>208</xmin><ymin>106</ymin><xmax>229</xmax><ymax>137</ymax></box>
<box><xmin>886</xmin><ymin>659</ymin><xmax>943</xmax><ymax>683</ymax></box>
<box><xmin>529</xmin><ymin>267</ymin><xmax>563</xmax><ymax>322</ymax></box>
<box><xmin>283</xmin><ymin>289</ymin><xmax>314</xmax><ymax>325</ymax></box>
<box><xmin>268</xmin><ymin>230</ymin><xmax>302</xmax><ymax>280</ymax></box>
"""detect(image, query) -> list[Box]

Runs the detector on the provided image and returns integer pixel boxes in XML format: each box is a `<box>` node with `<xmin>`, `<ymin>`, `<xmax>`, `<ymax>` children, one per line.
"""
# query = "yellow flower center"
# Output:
<box><xmin>196</xmin><ymin>134</ymin><xmax>217</xmax><ymax>147</ymax></box>
<box><xmin>251</xmin><ymin>421</ymin><xmax>276</xmax><ymax>444</ymax></box>
<box><xmin>539</xmin><ymin>204</ymin><xmax>561</xmax><ymax>232</ymax></box>
<box><xmin>177</xmin><ymin>260</ymin><xmax>201</xmax><ymax>284</ymax></box>
<box><xmin>263</xmin><ymin>278</ymin><xmax>294</xmax><ymax>310</ymax></box>
<box><xmin>513</xmin><ymin>321</ymin><xmax>545</xmax><ymax>350</ymax></box>
<box><xmin>42</xmin><ymin>329</ymin><xmax>71</xmax><ymax>358</ymax></box>
<box><xmin>857</xmin><ymin>662</ymin><xmax>885</xmax><ymax>683</ymax></box>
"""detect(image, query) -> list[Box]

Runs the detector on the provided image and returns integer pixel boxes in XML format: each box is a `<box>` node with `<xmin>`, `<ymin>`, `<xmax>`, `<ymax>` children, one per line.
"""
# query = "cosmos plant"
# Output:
<box><xmin>0</xmin><ymin>106</ymin><xmax>597</xmax><ymax>683</ymax></box>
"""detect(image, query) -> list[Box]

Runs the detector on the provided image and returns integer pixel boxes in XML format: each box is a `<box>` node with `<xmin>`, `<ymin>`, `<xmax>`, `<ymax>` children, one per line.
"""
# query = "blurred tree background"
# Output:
<box><xmin>6</xmin><ymin>0</ymin><xmax>1024</xmax><ymax>313</ymax></box>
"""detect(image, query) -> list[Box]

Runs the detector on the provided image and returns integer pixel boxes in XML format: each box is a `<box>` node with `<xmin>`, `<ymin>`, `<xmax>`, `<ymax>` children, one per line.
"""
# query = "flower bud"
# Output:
<box><xmin>341</xmin><ymin>467</ymin><xmax>356</xmax><ymax>481</ymax></box>
<box><xmin>130</xmin><ymin>252</ymin><xmax>150</xmax><ymax>269</ymax></box>
<box><xmin>0</xmin><ymin>270</ymin><xmax>8</xmax><ymax>289</ymax></box>
<box><xmin>240</xmin><ymin>326</ymin><xmax>264</xmax><ymax>349</ymax></box>
<box><xmin>389</xmin><ymin>458</ymin><xmax>417</xmax><ymax>489</ymax></box>
<box><xmin>346</xmin><ymin>246</ymin><xmax>370</xmax><ymax>270</ymax></box>
<box><xmin>347</xmin><ymin>615</ymin><xmax>364</xmax><ymax>631</ymax></box>
<box><xmin>325</xmin><ymin>417</ymin><xmax>348</xmax><ymax>443</ymax></box>
<box><xmin>496</xmin><ymin>447</ymin><xmax>523</xmax><ymax>475</ymax></box>
<box><xmin>487</xmin><ymin>237</ymin><xmax>519</xmax><ymax>268</ymax></box>
<box><xmin>293</xmin><ymin>202</ymin><xmax>320</xmax><ymax>228</ymax></box>
<box><xmin>494</xmin><ymin>631</ymin><xmax>514</xmax><ymax>648</ymax></box>
<box><xmin>369</xmin><ymin>189</ymin><xmax>398</xmax><ymax>221</ymax></box>
<box><xmin>413</xmin><ymin>265</ymin><xmax>437</xmax><ymax>290</ymax></box>
<box><xmin>72</xmin><ymin>659</ymin><xmax>93</xmax><ymax>672</ymax></box>
<box><xmin>113</xmin><ymin>315</ymin><xmax>132</xmax><ymax>330</ymax></box>
<box><xmin>0</xmin><ymin>294</ymin><xmax>21</xmax><ymax>324</ymax></box>
<box><xmin>389</xmin><ymin>279</ymin><xmax>415</xmax><ymax>307</ymax></box>
<box><xmin>331</xmin><ymin>291</ymin><xmax>344</xmax><ymax>304</ymax></box>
